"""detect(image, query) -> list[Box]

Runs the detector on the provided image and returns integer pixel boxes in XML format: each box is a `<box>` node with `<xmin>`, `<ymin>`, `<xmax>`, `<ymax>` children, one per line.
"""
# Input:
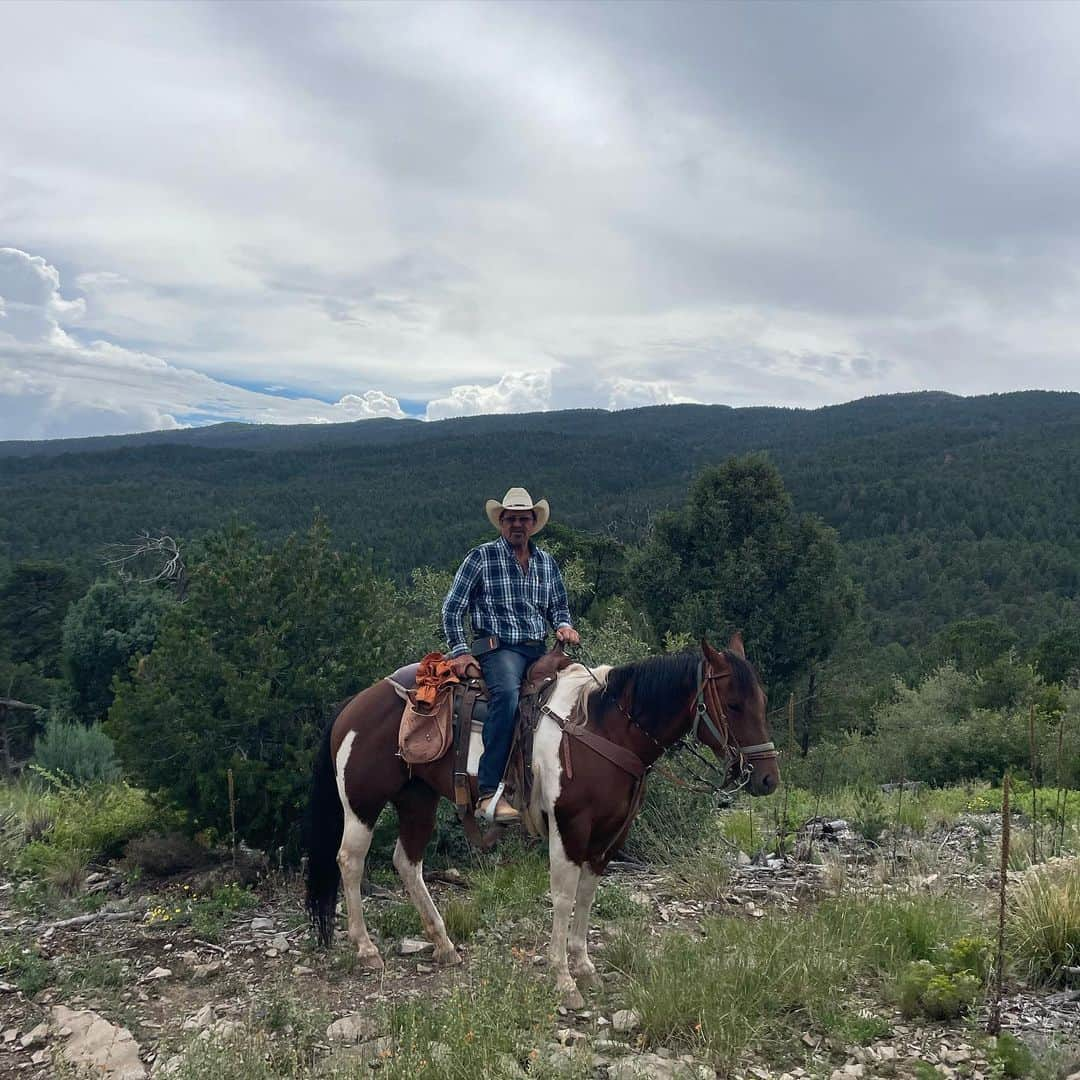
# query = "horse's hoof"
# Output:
<box><xmin>572</xmin><ymin>968</ymin><xmax>600</xmax><ymax>989</ymax></box>
<box><xmin>357</xmin><ymin>950</ymin><xmax>385</xmax><ymax>971</ymax></box>
<box><xmin>434</xmin><ymin>947</ymin><xmax>462</xmax><ymax>967</ymax></box>
<box><xmin>559</xmin><ymin>985</ymin><xmax>586</xmax><ymax>1010</ymax></box>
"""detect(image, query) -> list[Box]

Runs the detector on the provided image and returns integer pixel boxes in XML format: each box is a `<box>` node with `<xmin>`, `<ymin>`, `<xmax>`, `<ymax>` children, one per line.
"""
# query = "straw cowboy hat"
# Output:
<box><xmin>486</xmin><ymin>487</ymin><xmax>550</xmax><ymax>533</ymax></box>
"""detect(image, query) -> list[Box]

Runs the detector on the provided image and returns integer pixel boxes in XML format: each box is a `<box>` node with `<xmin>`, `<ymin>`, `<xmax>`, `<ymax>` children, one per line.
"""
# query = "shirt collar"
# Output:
<box><xmin>498</xmin><ymin>536</ymin><xmax>536</xmax><ymax>557</ymax></box>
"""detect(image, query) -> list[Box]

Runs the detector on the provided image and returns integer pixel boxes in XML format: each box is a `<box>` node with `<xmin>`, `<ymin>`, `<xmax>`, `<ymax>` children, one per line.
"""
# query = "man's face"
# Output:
<box><xmin>499</xmin><ymin>510</ymin><xmax>536</xmax><ymax>546</ymax></box>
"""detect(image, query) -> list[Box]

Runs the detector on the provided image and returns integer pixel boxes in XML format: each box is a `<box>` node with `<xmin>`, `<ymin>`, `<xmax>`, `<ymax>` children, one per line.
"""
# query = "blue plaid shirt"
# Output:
<box><xmin>441</xmin><ymin>537</ymin><xmax>573</xmax><ymax>657</ymax></box>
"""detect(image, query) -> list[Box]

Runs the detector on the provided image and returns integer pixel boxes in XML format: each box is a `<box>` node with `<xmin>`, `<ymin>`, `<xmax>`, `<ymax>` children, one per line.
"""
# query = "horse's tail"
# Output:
<box><xmin>304</xmin><ymin>706</ymin><xmax>345</xmax><ymax>948</ymax></box>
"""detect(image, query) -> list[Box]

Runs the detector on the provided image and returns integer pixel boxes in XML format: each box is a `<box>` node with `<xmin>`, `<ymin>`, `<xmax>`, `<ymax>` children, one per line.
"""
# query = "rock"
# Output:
<box><xmin>20</xmin><ymin>1022</ymin><xmax>48</xmax><ymax>1049</ymax></box>
<box><xmin>3</xmin><ymin>1028</ymin><xmax>17</xmax><ymax>1044</ymax></box>
<box><xmin>182</xmin><ymin>1005</ymin><xmax>215</xmax><ymax>1032</ymax></box>
<box><xmin>737</xmin><ymin>851</ymin><xmax>752</xmax><ymax>866</ymax></box>
<box><xmin>250</xmin><ymin>917</ymin><xmax>274</xmax><ymax>932</ymax></box>
<box><xmin>608</xmin><ymin>1052</ymin><xmax>707</xmax><ymax>1079</ymax></box>
<box><xmin>49</xmin><ymin>1005</ymin><xmax>145</xmax><ymax>1079</ymax></box>
<box><xmin>142</xmin><ymin>967</ymin><xmax>171</xmax><ymax>982</ymax></box>
<box><xmin>326</xmin><ymin>1013</ymin><xmax>381</xmax><ymax>1043</ymax></box>
<box><xmin>270</xmin><ymin>934</ymin><xmax>289</xmax><ymax>952</ymax></box>
<box><xmin>292</xmin><ymin>965</ymin><xmax>314</xmax><ymax>976</ymax></box>
<box><xmin>399</xmin><ymin>937</ymin><xmax>434</xmax><ymax>956</ymax></box>
<box><xmin>542</xmin><ymin>1043</ymin><xmax>593</xmax><ymax>1076</ymax></box>
<box><xmin>612</xmin><ymin>1009</ymin><xmax>642</xmax><ymax>1034</ymax></box>
<box><xmin>192</xmin><ymin>961</ymin><xmax>223</xmax><ymax>979</ymax></box>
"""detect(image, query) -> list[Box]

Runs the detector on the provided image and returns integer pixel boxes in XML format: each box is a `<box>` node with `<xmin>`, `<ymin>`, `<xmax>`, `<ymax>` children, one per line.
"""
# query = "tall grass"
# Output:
<box><xmin>604</xmin><ymin>893</ymin><xmax>980</xmax><ymax>1069</ymax></box>
<box><xmin>1007</xmin><ymin>858</ymin><xmax>1080</xmax><ymax>984</ymax></box>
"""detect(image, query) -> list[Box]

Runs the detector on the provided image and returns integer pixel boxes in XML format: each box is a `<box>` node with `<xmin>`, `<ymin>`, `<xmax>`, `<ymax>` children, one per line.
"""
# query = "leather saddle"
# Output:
<box><xmin>387</xmin><ymin>647</ymin><xmax>574</xmax><ymax>822</ymax></box>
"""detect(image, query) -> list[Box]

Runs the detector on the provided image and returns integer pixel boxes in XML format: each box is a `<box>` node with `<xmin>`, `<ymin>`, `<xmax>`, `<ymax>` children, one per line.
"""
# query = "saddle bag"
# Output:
<box><xmin>398</xmin><ymin>689</ymin><xmax>454</xmax><ymax>765</ymax></box>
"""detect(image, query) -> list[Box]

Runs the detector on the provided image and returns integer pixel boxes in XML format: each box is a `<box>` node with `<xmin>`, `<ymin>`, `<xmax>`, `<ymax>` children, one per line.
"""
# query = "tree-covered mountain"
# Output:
<box><xmin>2</xmin><ymin>391</ymin><xmax>1079</xmax><ymax>655</ymax></box>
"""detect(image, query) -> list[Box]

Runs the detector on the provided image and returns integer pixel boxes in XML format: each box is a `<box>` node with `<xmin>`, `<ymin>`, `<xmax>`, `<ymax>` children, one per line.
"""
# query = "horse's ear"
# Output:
<box><xmin>701</xmin><ymin>637</ymin><xmax>727</xmax><ymax>669</ymax></box>
<box><xmin>727</xmin><ymin>631</ymin><xmax>746</xmax><ymax>659</ymax></box>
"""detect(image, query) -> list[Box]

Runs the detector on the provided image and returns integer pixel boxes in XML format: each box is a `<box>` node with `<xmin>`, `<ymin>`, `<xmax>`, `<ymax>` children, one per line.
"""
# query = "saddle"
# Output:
<box><xmin>388</xmin><ymin>648</ymin><xmax>573</xmax><ymax>824</ymax></box>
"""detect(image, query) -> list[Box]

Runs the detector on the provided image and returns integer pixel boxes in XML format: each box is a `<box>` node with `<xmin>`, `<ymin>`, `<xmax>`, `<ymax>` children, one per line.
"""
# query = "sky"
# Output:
<box><xmin>3</xmin><ymin>0</ymin><xmax>1080</xmax><ymax>440</ymax></box>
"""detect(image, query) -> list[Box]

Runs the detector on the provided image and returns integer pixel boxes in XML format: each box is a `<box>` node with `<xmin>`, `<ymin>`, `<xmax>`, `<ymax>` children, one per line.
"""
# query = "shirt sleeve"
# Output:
<box><xmin>547</xmin><ymin>556</ymin><xmax>573</xmax><ymax>631</ymax></box>
<box><xmin>442</xmin><ymin>549</ymin><xmax>483</xmax><ymax>657</ymax></box>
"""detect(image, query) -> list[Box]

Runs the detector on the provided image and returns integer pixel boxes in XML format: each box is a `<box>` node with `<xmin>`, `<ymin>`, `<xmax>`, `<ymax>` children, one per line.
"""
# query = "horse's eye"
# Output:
<box><xmin>728</xmin><ymin>702</ymin><xmax>741</xmax><ymax>713</ymax></box>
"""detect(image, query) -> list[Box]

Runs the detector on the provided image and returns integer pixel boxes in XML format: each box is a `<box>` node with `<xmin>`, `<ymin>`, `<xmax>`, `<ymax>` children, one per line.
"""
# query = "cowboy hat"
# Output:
<box><xmin>486</xmin><ymin>487</ymin><xmax>550</xmax><ymax>533</ymax></box>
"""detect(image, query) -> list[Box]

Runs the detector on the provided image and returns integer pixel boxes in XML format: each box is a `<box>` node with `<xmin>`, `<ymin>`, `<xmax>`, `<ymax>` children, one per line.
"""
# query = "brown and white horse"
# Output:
<box><xmin>304</xmin><ymin>634</ymin><xmax>779</xmax><ymax>1006</ymax></box>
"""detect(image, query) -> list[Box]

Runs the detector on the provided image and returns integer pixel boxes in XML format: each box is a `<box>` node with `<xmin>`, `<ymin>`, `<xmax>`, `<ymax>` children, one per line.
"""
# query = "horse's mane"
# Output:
<box><xmin>598</xmin><ymin>648</ymin><xmax>760</xmax><ymax>735</ymax></box>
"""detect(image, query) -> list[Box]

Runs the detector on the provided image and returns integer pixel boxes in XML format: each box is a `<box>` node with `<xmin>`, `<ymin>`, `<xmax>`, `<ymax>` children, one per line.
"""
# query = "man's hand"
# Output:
<box><xmin>448</xmin><ymin>653</ymin><xmax>477</xmax><ymax>678</ymax></box>
<box><xmin>556</xmin><ymin>626</ymin><xmax>581</xmax><ymax>646</ymax></box>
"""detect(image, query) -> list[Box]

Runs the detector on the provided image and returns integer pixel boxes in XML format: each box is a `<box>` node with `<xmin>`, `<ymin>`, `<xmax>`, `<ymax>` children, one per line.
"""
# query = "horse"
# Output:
<box><xmin>304</xmin><ymin>633</ymin><xmax>780</xmax><ymax>1007</ymax></box>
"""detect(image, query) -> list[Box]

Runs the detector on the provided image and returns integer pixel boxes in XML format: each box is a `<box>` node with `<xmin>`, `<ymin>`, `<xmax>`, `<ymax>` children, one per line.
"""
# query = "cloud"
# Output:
<box><xmin>0</xmin><ymin>247</ymin><xmax>85</xmax><ymax>346</ymax></box>
<box><xmin>424</xmin><ymin>371</ymin><xmax>552</xmax><ymax>420</ymax></box>
<box><xmin>0</xmin><ymin>251</ymin><xmax>404</xmax><ymax>439</ymax></box>
<box><xmin>606</xmin><ymin>378</ymin><xmax>697</xmax><ymax>411</ymax></box>
<box><xmin>3</xmin><ymin>3</ymin><xmax>1080</xmax><ymax>440</ymax></box>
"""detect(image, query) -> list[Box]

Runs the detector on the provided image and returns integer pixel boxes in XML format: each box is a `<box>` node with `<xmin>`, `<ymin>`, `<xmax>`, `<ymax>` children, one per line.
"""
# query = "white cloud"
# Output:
<box><xmin>0</xmin><ymin>247</ymin><xmax>85</xmax><ymax>346</ymax></box>
<box><xmin>424</xmin><ymin>371</ymin><xmax>552</xmax><ymax>420</ymax></box>
<box><xmin>606</xmin><ymin>378</ymin><xmax>698</xmax><ymax>410</ymax></box>
<box><xmin>3</xmin><ymin>3</ymin><xmax>1080</xmax><ymax>440</ymax></box>
<box><xmin>0</xmin><ymin>251</ymin><xmax>404</xmax><ymax>439</ymax></box>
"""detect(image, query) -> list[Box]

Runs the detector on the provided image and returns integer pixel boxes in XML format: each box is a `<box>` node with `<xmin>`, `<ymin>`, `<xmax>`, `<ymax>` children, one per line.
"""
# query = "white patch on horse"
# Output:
<box><xmin>334</xmin><ymin>731</ymin><xmax>382</xmax><ymax>968</ymax></box>
<box><xmin>392</xmin><ymin>840</ymin><xmax>460</xmax><ymax>965</ymax></box>
<box><xmin>548</xmin><ymin>816</ymin><xmax>583</xmax><ymax>1005</ymax></box>
<box><xmin>527</xmin><ymin>662</ymin><xmax>610</xmax><ymax>1006</ymax></box>
<box><xmin>529</xmin><ymin>663</ymin><xmax>609</xmax><ymax>821</ymax></box>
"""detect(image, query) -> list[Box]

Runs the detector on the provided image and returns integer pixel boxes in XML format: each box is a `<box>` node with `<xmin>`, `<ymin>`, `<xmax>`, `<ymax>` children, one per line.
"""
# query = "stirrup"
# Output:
<box><xmin>478</xmin><ymin>782</ymin><xmax>518</xmax><ymax>824</ymax></box>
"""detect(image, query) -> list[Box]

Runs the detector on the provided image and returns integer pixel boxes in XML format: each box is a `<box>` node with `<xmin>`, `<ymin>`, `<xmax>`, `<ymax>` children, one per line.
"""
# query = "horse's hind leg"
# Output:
<box><xmin>335</xmin><ymin>733</ymin><xmax>385</xmax><ymax>970</ymax></box>
<box><xmin>393</xmin><ymin>781</ymin><xmax>461</xmax><ymax>967</ymax></box>
<box><xmin>568</xmin><ymin>866</ymin><xmax>601</xmax><ymax>988</ymax></box>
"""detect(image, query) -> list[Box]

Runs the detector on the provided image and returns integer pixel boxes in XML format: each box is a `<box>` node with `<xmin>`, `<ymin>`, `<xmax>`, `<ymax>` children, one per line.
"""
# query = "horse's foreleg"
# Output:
<box><xmin>568</xmin><ymin>866</ymin><xmax>601</xmax><ymax>988</ymax></box>
<box><xmin>548</xmin><ymin>825</ymin><xmax>584</xmax><ymax>1007</ymax></box>
<box><xmin>393</xmin><ymin>782</ymin><xmax>461</xmax><ymax>966</ymax></box>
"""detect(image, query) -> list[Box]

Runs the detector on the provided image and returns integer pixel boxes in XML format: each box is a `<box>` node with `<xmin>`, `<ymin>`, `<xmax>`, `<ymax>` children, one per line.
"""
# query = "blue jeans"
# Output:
<box><xmin>477</xmin><ymin>643</ymin><xmax>545</xmax><ymax>794</ymax></box>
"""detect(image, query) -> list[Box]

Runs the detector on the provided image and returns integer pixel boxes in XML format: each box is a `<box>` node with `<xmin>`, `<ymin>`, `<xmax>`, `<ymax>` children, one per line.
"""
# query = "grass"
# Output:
<box><xmin>379</xmin><ymin>948</ymin><xmax>589</xmax><ymax>1080</ymax></box>
<box><xmin>0</xmin><ymin>937</ymin><xmax>53</xmax><ymax>996</ymax></box>
<box><xmin>370</xmin><ymin>901</ymin><xmax>424</xmax><ymax>942</ymax></box>
<box><xmin>1007</xmin><ymin>857</ymin><xmax>1080</xmax><ymax>984</ymax></box>
<box><xmin>603</xmin><ymin>892</ymin><xmax>982</xmax><ymax>1069</ymax></box>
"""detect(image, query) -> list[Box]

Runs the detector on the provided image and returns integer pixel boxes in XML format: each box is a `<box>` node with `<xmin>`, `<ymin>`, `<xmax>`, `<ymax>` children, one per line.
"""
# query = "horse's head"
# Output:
<box><xmin>697</xmin><ymin>634</ymin><xmax>780</xmax><ymax>796</ymax></box>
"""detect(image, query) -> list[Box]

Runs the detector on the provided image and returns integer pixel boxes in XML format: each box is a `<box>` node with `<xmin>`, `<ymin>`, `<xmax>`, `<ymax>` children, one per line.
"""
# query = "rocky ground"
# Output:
<box><xmin>1</xmin><ymin>814</ymin><xmax>1077</xmax><ymax>1079</ymax></box>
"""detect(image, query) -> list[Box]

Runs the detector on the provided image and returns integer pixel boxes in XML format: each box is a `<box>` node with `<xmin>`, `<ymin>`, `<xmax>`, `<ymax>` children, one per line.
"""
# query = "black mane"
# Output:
<box><xmin>599</xmin><ymin>648</ymin><xmax>760</xmax><ymax>735</ymax></box>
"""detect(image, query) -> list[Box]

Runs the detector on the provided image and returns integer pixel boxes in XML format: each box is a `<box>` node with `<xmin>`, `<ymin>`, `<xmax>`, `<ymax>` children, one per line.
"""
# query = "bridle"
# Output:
<box><xmin>596</xmin><ymin>653</ymin><xmax>777</xmax><ymax>791</ymax></box>
<box><xmin>686</xmin><ymin>658</ymin><xmax>778</xmax><ymax>790</ymax></box>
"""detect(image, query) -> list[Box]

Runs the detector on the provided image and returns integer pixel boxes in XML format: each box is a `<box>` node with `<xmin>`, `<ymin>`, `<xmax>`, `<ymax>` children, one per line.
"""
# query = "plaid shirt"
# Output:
<box><xmin>441</xmin><ymin>537</ymin><xmax>573</xmax><ymax>657</ymax></box>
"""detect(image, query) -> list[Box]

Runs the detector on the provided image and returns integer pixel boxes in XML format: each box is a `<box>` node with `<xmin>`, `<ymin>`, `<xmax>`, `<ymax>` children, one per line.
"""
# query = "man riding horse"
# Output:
<box><xmin>442</xmin><ymin>487</ymin><xmax>581</xmax><ymax>824</ymax></box>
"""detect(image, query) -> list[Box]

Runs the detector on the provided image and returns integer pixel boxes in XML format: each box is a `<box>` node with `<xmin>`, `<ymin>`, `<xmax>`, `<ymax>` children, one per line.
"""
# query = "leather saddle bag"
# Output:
<box><xmin>398</xmin><ymin>689</ymin><xmax>454</xmax><ymax>765</ymax></box>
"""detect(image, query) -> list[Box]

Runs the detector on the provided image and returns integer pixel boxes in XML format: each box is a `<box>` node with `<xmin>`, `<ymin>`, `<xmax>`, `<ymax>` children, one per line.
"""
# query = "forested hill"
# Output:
<box><xmin>2</xmin><ymin>390</ymin><xmax>1079</xmax><ymax>647</ymax></box>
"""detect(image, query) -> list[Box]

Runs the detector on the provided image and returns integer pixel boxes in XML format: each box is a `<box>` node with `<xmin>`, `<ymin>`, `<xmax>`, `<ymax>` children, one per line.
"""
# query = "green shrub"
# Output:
<box><xmin>852</xmin><ymin>783</ymin><xmax>888</xmax><ymax>844</ymax></box>
<box><xmin>897</xmin><ymin>960</ymin><xmax>981</xmax><ymax>1021</ymax></box>
<box><xmin>991</xmin><ymin>1033</ymin><xmax>1035</xmax><ymax>1079</ymax></box>
<box><xmin>32</xmin><ymin>717</ymin><xmax>121</xmax><ymax>785</ymax></box>
<box><xmin>16</xmin><ymin>842</ymin><xmax>89</xmax><ymax>895</ymax></box>
<box><xmin>49</xmin><ymin>782</ymin><xmax>159</xmax><ymax>858</ymax></box>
